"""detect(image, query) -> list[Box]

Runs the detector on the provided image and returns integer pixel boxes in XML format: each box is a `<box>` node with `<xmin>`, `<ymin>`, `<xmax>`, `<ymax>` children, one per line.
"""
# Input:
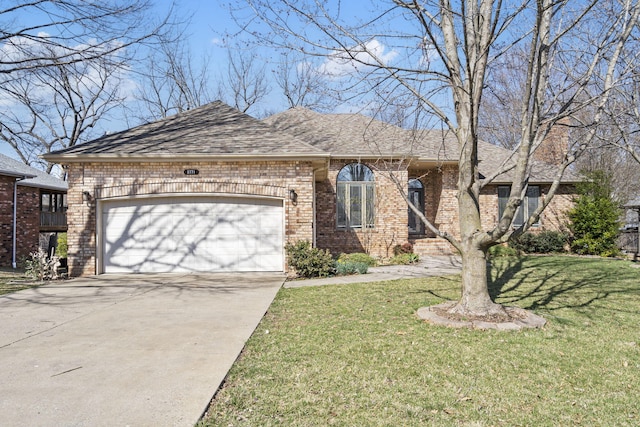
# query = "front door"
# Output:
<box><xmin>408</xmin><ymin>179</ymin><xmax>424</xmax><ymax>235</ymax></box>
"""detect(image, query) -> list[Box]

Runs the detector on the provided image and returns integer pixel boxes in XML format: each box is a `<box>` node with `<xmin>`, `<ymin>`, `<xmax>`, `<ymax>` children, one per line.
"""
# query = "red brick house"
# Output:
<box><xmin>43</xmin><ymin>102</ymin><xmax>577</xmax><ymax>276</ymax></box>
<box><xmin>0</xmin><ymin>154</ymin><xmax>68</xmax><ymax>268</ymax></box>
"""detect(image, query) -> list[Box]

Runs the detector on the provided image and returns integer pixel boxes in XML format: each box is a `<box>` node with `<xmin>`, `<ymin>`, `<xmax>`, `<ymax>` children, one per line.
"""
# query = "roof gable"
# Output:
<box><xmin>0</xmin><ymin>154</ymin><xmax>67</xmax><ymax>191</ymax></box>
<box><xmin>45</xmin><ymin>101</ymin><xmax>327</xmax><ymax>161</ymax></box>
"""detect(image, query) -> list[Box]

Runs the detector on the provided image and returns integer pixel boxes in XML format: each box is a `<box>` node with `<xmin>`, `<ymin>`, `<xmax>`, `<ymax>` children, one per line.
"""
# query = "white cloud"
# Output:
<box><xmin>318</xmin><ymin>39</ymin><xmax>398</xmax><ymax>78</ymax></box>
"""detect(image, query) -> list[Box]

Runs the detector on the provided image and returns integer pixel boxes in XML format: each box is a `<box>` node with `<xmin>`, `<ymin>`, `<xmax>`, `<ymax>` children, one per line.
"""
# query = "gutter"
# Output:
<box><xmin>41</xmin><ymin>152</ymin><xmax>330</xmax><ymax>163</ymax></box>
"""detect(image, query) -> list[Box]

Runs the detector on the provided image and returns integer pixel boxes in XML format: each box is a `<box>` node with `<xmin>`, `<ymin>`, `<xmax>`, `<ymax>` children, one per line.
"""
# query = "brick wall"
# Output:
<box><xmin>314</xmin><ymin>162</ymin><xmax>464</xmax><ymax>259</ymax></box>
<box><xmin>406</xmin><ymin>169</ymin><xmax>575</xmax><ymax>256</ymax></box>
<box><xmin>315</xmin><ymin>160</ymin><xmax>409</xmax><ymax>259</ymax></box>
<box><xmin>64</xmin><ymin>159</ymin><xmax>577</xmax><ymax>275</ymax></box>
<box><xmin>65</xmin><ymin>161</ymin><xmax>315</xmax><ymax>276</ymax></box>
<box><xmin>0</xmin><ymin>176</ymin><xmax>40</xmax><ymax>267</ymax></box>
<box><xmin>481</xmin><ymin>183</ymin><xmax>574</xmax><ymax>232</ymax></box>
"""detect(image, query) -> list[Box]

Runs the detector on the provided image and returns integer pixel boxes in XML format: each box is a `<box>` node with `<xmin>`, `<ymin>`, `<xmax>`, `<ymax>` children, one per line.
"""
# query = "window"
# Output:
<box><xmin>498</xmin><ymin>185</ymin><xmax>540</xmax><ymax>227</ymax></box>
<box><xmin>40</xmin><ymin>191</ymin><xmax>67</xmax><ymax>230</ymax></box>
<box><xmin>337</xmin><ymin>163</ymin><xmax>375</xmax><ymax>228</ymax></box>
<box><xmin>408</xmin><ymin>178</ymin><xmax>424</xmax><ymax>234</ymax></box>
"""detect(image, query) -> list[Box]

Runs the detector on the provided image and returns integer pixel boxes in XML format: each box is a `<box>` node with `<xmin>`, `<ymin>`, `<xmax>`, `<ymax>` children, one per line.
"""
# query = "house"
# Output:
<box><xmin>0</xmin><ymin>154</ymin><xmax>68</xmax><ymax>268</ymax></box>
<box><xmin>43</xmin><ymin>102</ymin><xmax>577</xmax><ymax>276</ymax></box>
<box><xmin>621</xmin><ymin>197</ymin><xmax>640</xmax><ymax>256</ymax></box>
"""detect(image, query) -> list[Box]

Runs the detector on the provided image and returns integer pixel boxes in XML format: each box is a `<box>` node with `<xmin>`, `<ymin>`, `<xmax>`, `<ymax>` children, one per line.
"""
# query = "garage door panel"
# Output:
<box><xmin>102</xmin><ymin>196</ymin><xmax>283</xmax><ymax>273</ymax></box>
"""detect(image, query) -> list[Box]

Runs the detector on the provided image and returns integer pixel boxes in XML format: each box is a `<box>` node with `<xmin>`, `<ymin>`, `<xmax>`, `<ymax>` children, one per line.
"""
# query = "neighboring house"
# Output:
<box><xmin>43</xmin><ymin>101</ymin><xmax>577</xmax><ymax>276</ymax></box>
<box><xmin>623</xmin><ymin>197</ymin><xmax>640</xmax><ymax>229</ymax></box>
<box><xmin>0</xmin><ymin>154</ymin><xmax>68</xmax><ymax>268</ymax></box>
<box><xmin>620</xmin><ymin>197</ymin><xmax>640</xmax><ymax>255</ymax></box>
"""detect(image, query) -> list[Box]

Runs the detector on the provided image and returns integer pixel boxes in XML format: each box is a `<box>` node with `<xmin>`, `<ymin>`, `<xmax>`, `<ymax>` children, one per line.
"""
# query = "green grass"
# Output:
<box><xmin>0</xmin><ymin>267</ymin><xmax>40</xmax><ymax>296</ymax></box>
<box><xmin>199</xmin><ymin>256</ymin><xmax>640</xmax><ymax>426</ymax></box>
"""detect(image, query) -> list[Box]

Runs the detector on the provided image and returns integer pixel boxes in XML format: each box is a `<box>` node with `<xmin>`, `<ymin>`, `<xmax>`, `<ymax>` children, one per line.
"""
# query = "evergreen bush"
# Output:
<box><xmin>285</xmin><ymin>240</ymin><xmax>335</xmax><ymax>278</ymax></box>
<box><xmin>567</xmin><ymin>170</ymin><xmax>621</xmax><ymax>257</ymax></box>
<box><xmin>510</xmin><ymin>231</ymin><xmax>567</xmax><ymax>254</ymax></box>
<box><xmin>335</xmin><ymin>261</ymin><xmax>369</xmax><ymax>275</ymax></box>
<box><xmin>337</xmin><ymin>252</ymin><xmax>377</xmax><ymax>266</ymax></box>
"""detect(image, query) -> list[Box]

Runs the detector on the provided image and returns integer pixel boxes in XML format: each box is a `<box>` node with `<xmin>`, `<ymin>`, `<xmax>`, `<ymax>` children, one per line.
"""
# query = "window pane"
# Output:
<box><xmin>337</xmin><ymin>184</ymin><xmax>347</xmax><ymax>227</ymax></box>
<box><xmin>409</xmin><ymin>178</ymin><xmax>423</xmax><ymax>189</ymax></box>
<box><xmin>514</xmin><ymin>206</ymin><xmax>524</xmax><ymax>226</ymax></box>
<box><xmin>497</xmin><ymin>186</ymin><xmax>510</xmax><ymax>218</ymax></box>
<box><xmin>337</xmin><ymin>163</ymin><xmax>374</xmax><ymax>182</ymax></box>
<box><xmin>350</xmin><ymin>185</ymin><xmax>362</xmax><ymax>227</ymax></box>
<box><xmin>41</xmin><ymin>193</ymin><xmax>50</xmax><ymax>212</ymax></box>
<box><xmin>365</xmin><ymin>184</ymin><xmax>375</xmax><ymax>227</ymax></box>
<box><xmin>527</xmin><ymin>186</ymin><xmax>540</xmax><ymax>224</ymax></box>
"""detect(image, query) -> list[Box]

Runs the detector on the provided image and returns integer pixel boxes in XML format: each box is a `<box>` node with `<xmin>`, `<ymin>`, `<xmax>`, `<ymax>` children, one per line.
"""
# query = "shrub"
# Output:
<box><xmin>285</xmin><ymin>240</ymin><xmax>335</xmax><ymax>278</ymax></box>
<box><xmin>56</xmin><ymin>232</ymin><xmax>68</xmax><ymax>258</ymax></box>
<box><xmin>335</xmin><ymin>261</ymin><xmax>369</xmax><ymax>275</ymax></box>
<box><xmin>510</xmin><ymin>231</ymin><xmax>567</xmax><ymax>254</ymax></box>
<box><xmin>25</xmin><ymin>248</ymin><xmax>60</xmax><ymax>281</ymax></box>
<box><xmin>488</xmin><ymin>245</ymin><xmax>519</xmax><ymax>258</ymax></box>
<box><xmin>393</xmin><ymin>242</ymin><xmax>414</xmax><ymax>256</ymax></box>
<box><xmin>390</xmin><ymin>252</ymin><xmax>419</xmax><ymax>265</ymax></box>
<box><xmin>567</xmin><ymin>170</ymin><xmax>621</xmax><ymax>257</ymax></box>
<box><xmin>337</xmin><ymin>252</ymin><xmax>377</xmax><ymax>266</ymax></box>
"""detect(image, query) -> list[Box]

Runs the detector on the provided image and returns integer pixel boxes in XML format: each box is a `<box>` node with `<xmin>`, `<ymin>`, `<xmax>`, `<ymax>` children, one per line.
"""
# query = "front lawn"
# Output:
<box><xmin>0</xmin><ymin>267</ymin><xmax>37</xmax><ymax>296</ymax></box>
<box><xmin>199</xmin><ymin>256</ymin><xmax>639</xmax><ymax>426</ymax></box>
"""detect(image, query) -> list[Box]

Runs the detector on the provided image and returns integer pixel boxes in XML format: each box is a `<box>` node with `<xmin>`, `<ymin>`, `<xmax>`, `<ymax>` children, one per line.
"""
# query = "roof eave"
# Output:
<box><xmin>18</xmin><ymin>181</ymin><xmax>68</xmax><ymax>191</ymax></box>
<box><xmin>328</xmin><ymin>154</ymin><xmax>458</xmax><ymax>164</ymax></box>
<box><xmin>42</xmin><ymin>153</ymin><xmax>330</xmax><ymax>163</ymax></box>
<box><xmin>0</xmin><ymin>169</ymin><xmax>37</xmax><ymax>179</ymax></box>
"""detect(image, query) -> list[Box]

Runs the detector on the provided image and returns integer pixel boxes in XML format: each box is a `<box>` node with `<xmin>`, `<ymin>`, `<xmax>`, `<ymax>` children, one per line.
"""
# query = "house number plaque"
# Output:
<box><xmin>184</xmin><ymin>169</ymin><xmax>199</xmax><ymax>175</ymax></box>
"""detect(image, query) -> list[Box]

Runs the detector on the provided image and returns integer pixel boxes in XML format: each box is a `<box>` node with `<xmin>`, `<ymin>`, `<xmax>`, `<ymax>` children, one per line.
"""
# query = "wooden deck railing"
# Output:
<box><xmin>40</xmin><ymin>211</ymin><xmax>67</xmax><ymax>230</ymax></box>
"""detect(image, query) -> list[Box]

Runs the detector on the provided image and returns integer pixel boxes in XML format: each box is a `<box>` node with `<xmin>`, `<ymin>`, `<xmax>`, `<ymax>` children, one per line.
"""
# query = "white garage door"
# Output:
<box><xmin>101</xmin><ymin>196</ymin><xmax>283</xmax><ymax>273</ymax></box>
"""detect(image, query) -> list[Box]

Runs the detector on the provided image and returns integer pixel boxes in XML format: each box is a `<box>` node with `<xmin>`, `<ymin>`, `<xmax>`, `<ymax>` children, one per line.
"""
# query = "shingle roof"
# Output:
<box><xmin>0</xmin><ymin>153</ymin><xmax>67</xmax><ymax>191</ymax></box>
<box><xmin>263</xmin><ymin>107</ymin><xmax>459</xmax><ymax>162</ymax></box>
<box><xmin>264</xmin><ymin>107</ymin><xmax>580</xmax><ymax>184</ymax></box>
<box><xmin>44</xmin><ymin>101</ymin><xmax>327</xmax><ymax>161</ymax></box>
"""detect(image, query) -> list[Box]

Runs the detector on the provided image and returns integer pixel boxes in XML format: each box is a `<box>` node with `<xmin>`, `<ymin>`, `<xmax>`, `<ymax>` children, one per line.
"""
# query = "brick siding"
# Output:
<box><xmin>315</xmin><ymin>160</ymin><xmax>408</xmax><ymax>259</ymax></box>
<box><xmin>65</xmin><ymin>159</ymin><xmax>576</xmax><ymax>275</ymax></box>
<box><xmin>65</xmin><ymin>161</ymin><xmax>315</xmax><ymax>276</ymax></box>
<box><xmin>0</xmin><ymin>175</ymin><xmax>40</xmax><ymax>267</ymax></box>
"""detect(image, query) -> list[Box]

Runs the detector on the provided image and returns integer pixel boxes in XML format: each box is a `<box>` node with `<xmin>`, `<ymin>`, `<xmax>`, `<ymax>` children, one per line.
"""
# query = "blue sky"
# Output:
<box><xmin>0</xmin><ymin>0</ymin><xmax>434</xmax><ymax>162</ymax></box>
<box><xmin>0</xmin><ymin>0</ymin><xmax>236</xmax><ymax>160</ymax></box>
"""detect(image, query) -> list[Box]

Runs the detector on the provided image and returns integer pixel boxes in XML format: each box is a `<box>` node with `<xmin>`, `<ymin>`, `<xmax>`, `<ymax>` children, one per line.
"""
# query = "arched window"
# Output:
<box><xmin>408</xmin><ymin>179</ymin><xmax>424</xmax><ymax>234</ymax></box>
<box><xmin>337</xmin><ymin>163</ymin><xmax>375</xmax><ymax>228</ymax></box>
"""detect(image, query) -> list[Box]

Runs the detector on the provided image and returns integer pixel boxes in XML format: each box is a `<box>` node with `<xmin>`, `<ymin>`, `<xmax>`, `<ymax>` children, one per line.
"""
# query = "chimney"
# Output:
<box><xmin>534</xmin><ymin>119</ymin><xmax>570</xmax><ymax>165</ymax></box>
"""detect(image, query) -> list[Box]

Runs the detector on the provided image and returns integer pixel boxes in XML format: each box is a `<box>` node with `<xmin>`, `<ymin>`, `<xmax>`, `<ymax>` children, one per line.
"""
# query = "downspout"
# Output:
<box><xmin>12</xmin><ymin>176</ymin><xmax>27</xmax><ymax>269</ymax></box>
<box><xmin>312</xmin><ymin>169</ymin><xmax>317</xmax><ymax>247</ymax></box>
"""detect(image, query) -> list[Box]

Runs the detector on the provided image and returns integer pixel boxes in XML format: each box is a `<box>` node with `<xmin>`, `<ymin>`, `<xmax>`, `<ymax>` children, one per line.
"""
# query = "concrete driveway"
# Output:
<box><xmin>0</xmin><ymin>273</ymin><xmax>284</xmax><ymax>427</ymax></box>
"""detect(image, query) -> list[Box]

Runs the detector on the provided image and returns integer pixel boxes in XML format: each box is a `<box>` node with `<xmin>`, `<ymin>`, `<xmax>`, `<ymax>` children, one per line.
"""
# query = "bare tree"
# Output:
<box><xmin>0</xmin><ymin>0</ymin><xmax>175</xmax><ymax>170</ymax></box>
<box><xmin>0</xmin><ymin>1</ymin><xmax>170</xmax><ymax>75</ymax></box>
<box><xmin>0</xmin><ymin>48</ymin><xmax>127</xmax><ymax>171</ymax></box>
<box><xmin>239</xmin><ymin>0</ymin><xmax>640</xmax><ymax>317</ymax></box>
<box><xmin>478</xmin><ymin>48</ymin><xmax>530</xmax><ymax>150</ymax></box>
<box><xmin>134</xmin><ymin>35</ymin><xmax>213</xmax><ymax>121</ymax></box>
<box><xmin>273</xmin><ymin>51</ymin><xmax>330</xmax><ymax>110</ymax></box>
<box><xmin>604</xmin><ymin>73</ymin><xmax>640</xmax><ymax>166</ymax></box>
<box><xmin>218</xmin><ymin>45</ymin><xmax>271</xmax><ymax>114</ymax></box>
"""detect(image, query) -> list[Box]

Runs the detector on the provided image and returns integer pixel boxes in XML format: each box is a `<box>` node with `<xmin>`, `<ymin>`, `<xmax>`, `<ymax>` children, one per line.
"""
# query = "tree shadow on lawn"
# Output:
<box><xmin>487</xmin><ymin>256</ymin><xmax>640</xmax><ymax>314</ymax></box>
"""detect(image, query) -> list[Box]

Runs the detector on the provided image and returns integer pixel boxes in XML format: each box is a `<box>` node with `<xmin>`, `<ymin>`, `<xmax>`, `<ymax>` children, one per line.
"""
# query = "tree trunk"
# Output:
<box><xmin>450</xmin><ymin>240</ymin><xmax>506</xmax><ymax>317</ymax></box>
<box><xmin>452</xmin><ymin>167</ymin><xmax>506</xmax><ymax>317</ymax></box>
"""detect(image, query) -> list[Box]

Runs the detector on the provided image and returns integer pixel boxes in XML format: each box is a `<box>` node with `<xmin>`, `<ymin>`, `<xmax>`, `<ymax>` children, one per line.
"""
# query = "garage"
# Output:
<box><xmin>100</xmin><ymin>196</ymin><xmax>284</xmax><ymax>273</ymax></box>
